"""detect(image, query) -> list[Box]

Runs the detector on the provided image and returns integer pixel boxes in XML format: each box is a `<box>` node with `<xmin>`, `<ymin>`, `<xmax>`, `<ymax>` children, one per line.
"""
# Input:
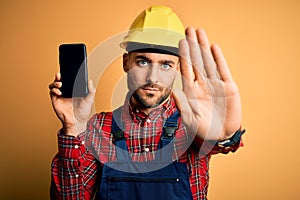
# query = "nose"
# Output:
<box><xmin>146</xmin><ymin>65</ymin><xmax>159</xmax><ymax>83</ymax></box>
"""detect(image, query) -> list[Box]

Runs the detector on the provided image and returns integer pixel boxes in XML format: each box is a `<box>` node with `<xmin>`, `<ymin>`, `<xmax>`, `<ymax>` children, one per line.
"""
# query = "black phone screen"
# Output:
<box><xmin>59</xmin><ymin>43</ymin><xmax>88</xmax><ymax>98</ymax></box>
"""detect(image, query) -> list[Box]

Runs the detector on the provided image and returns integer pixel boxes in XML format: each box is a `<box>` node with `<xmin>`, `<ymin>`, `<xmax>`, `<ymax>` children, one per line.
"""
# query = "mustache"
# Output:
<box><xmin>140</xmin><ymin>83</ymin><xmax>164</xmax><ymax>90</ymax></box>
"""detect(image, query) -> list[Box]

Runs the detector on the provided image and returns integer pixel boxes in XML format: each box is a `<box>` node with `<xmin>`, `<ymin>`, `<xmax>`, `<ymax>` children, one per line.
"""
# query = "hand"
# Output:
<box><xmin>174</xmin><ymin>27</ymin><xmax>242</xmax><ymax>141</ymax></box>
<box><xmin>49</xmin><ymin>73</ymin><xmax>96</xmax><ymax>136</ymax></box>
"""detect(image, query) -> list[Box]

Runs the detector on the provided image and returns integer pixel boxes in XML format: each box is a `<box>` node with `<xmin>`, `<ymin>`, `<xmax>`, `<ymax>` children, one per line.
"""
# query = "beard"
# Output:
<box><xmin>132</xmin><ymin>83</ymin><xmax>172</xmax><ymax>109</ymax></box>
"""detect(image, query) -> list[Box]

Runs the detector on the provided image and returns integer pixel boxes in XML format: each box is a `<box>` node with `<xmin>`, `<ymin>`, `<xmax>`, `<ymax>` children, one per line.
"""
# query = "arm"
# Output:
<box><xmin>50</xmin><ymin>131</ymin><xmax>100</xmax><ymax>200</ymax></box>
<box><xmin>49</xmin><ymin>73</ymin><xmax>98</xmax><ymax>199</ymax></box>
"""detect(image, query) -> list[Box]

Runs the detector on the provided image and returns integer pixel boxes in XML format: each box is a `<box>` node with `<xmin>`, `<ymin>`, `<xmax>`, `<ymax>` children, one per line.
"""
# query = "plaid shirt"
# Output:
<box><xmin>50</xmin><ymin>96</ymin><xmax>242</xmax><ymax>200</ymax></box>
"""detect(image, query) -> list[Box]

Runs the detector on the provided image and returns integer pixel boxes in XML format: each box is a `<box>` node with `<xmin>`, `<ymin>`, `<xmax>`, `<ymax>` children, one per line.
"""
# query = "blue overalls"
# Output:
<box><xmin>97</xmin><ymin>108</ymin><xmax>193</xmax><ymax>200</ymax></box>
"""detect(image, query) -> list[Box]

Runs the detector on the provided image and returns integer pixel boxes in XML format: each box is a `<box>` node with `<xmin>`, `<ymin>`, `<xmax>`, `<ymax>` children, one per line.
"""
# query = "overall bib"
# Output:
<box><xmin>97</xmin><ymin>108</ymin><xmax>193</xmax><ymax>200</ymax></box>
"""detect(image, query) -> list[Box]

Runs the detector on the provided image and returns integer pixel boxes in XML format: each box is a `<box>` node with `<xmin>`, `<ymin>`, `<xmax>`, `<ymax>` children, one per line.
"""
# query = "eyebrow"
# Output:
<box><xmin>135</xmin><ymin>55</ymin><xmax>176</xmax><ymax>65</ymax></box>
<box><xmin>135</xmin><ymin>55</ymin><xmax>152</xmax><ymax>63</ymax></box>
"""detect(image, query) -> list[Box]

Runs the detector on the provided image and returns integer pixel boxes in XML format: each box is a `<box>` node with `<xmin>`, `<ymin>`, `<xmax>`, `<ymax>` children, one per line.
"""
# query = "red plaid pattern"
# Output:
<box><xmin>50</xmin><ymin>97</ymin><xmax>242</xmax><ymax>200</ymax></box>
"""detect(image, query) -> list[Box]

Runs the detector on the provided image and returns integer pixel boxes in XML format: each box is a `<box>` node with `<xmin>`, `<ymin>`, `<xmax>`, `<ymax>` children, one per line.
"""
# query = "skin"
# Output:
<box><xmin>123</xmin><ymin>52</ymin><xmax>179</xmax><ymax>114</ymax></box>
<box><xmin>49</xmin><ymin>27</ymin><xmax>242</xmax><ymax>140</ymax></box>
<box><xmin>176</xmin><ymin>28</ymin><xmax>241</xmax><ymax>140</ymax></box>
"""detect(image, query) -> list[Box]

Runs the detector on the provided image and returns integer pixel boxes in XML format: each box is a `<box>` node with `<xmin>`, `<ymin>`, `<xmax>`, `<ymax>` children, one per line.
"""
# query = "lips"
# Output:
<box><xmin>142</xmin><ymin>87</ymin><xmax>160</xmax><ymax>91</ymax></box>
<box><xmin>140</xmin><ymin>83</ymin><xmax>162</xmax><ymax>92</ymax></box>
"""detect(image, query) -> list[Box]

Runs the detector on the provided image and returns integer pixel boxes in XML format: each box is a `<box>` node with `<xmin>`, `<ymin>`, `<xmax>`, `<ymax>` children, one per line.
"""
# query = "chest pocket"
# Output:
<box><xmin>97</xmin><ymin>108</ymin><xmax>193</xmax><ymax>200</ymax></box>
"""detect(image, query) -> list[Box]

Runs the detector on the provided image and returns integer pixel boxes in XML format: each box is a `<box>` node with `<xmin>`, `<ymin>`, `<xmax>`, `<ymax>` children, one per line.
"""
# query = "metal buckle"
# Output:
<box><xmin>163</xmin><ymin>126</ymin><xmax>177</xmax><ymax>138</ymax></box>
<box><xmin>114</xmin><ymin>130</ymin><xmax>124</xmax><ymax>140</ymax></box>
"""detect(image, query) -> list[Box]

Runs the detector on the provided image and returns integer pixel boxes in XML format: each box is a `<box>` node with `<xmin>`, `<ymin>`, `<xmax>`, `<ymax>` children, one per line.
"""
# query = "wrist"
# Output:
<box><xmin>222</xmin><ymin>125</ymin><xmax>242</xmax><ymax>139</ymax></box>
<box><xmin>63</xmin><ymin>122</ymin><xmax>87</xmax><ymax>137</ymax></box>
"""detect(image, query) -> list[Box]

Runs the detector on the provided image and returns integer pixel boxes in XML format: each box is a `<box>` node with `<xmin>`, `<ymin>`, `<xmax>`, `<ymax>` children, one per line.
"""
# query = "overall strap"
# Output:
<box><xmin>112</xmin><ymin>107</ymin><xmax>131</xmax><ymax>162</ymax></box>
<box><xmin>112</xmin><ymin>108</ymin><xmax>180</xmax><ymax>162</ymax></box>
<box><xmin>156</xmin><ymin>110</ymin><xmax>180</xmax><ymax>161</ymax></box>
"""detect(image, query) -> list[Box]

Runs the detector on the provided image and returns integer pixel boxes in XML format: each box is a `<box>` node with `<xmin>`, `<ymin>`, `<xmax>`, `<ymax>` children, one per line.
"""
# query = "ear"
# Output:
<box><xmin>123</xmin><ymin>53</ymin><xmax>129</xmax><ymax>73</ymax></box>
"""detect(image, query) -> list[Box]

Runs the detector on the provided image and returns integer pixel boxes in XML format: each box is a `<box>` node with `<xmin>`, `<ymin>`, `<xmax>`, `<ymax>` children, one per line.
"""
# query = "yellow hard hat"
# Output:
<box><xmin>120</xmin><ymin>6</ymin><xmax>185</xmax><ymax>55</ymax></box>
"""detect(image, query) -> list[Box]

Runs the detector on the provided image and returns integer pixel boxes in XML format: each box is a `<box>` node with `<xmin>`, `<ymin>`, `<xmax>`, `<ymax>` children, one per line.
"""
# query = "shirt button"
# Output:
<box><xmin>74</xmin><ymin>145</ymin><xmax>79</xmax><ymax>149</ymax></box>
<box><xmin>144</xmin><ymin>147</ymin><xmax>150</xmax><ymax>152</ymax></box>
<box><xmin>146</xmin><ymin>119</ymin><xmax>151</xmax><ymax>123</ymax></box>
<box><xmin>81</xmin><ymin>141</ymin><xmax>85</xmax><ymax>145</ymax></box>
<box><xmin>75</xmin><ymin>174</ymin><xmax>79</xmax><ymax>178</ymax></box>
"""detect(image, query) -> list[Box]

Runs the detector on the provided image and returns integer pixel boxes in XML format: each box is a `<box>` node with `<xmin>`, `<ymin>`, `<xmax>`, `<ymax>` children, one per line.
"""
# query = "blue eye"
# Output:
<box><xmin>137</xmin><ymin>60</ymin><xmax>148</xmax><ymax>67</ymax></box>
<box><xmin>161</xmin><ymin>64</ymin><xmax>171</xmax><ymax>70</ymax></box>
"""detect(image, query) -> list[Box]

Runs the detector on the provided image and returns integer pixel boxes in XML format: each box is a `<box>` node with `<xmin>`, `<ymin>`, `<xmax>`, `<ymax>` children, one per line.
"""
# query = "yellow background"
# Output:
<box><xmin>1</xmin><ymin>0</ymin><xmax>300</xmax><ymax>199</ymax></box>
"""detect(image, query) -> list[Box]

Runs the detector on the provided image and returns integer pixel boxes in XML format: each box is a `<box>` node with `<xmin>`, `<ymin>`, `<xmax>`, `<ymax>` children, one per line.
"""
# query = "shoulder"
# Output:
<box><xmin>94</xmin><ymin>111</ymin><xmax>113</xmax><ymax>121</ymax></box>
<box><xmin>87</xmin><ymin>111</ymin><xmax>113</xmax><ymax>131</ymax></box>
<box><xmin>87</xmin><ymin>106</ymin><xmax>125</xmax><ymax>130</ymax></box>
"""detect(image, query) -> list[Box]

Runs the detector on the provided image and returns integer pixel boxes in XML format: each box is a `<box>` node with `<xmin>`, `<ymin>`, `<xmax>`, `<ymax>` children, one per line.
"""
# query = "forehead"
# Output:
<box><xmin>129</xmin><ymin>52</ymin><xmax>179</xmax><ymax>63</ymax></box>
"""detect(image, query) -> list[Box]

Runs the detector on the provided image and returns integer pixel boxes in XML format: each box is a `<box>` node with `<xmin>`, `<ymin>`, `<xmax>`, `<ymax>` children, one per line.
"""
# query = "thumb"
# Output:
<box><xmin>85</xmin><ymin>80</ymin><xmax>96</xmax><ymax>103</ymax></box>
<box><xmin>173</xmin><ymin>89</ymin><xmax>193</xmax><ymax>116</ymax></box>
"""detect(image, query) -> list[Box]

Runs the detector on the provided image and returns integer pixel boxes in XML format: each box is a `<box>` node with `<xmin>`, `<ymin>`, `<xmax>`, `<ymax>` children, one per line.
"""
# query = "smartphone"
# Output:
<box><xmin>59</xmin><ymin>43</ymin><xmax>88</xmax><ymax>98</ymax></box>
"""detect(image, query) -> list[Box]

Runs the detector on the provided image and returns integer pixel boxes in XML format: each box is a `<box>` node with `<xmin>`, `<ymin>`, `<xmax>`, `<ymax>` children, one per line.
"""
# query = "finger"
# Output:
<box><xmin>49</xmin><ymin>73</ymin><xmax>62</xmax><ymax>89</ymax></box>
<box><xmin>48</xmin><ymin>81</ymin><xmax>62</xmax><ymax>90</ymax></box>
<box><xmin>211</xmin><ymin>44</ymin><xmax>232</xmax><ymax>82</ymax></box>
<box><xmin>196</xmin><ymin>29</ymin><xmax>212</xmax><ymax>57</ymax></box>
<box><xmin>85</xmin><ymin>80</ymin><xmax>96</xmax><ymax>103</ymax></box>
<box><xmin>54</xmin><ymin>72</ymin><xmax>61</xmax><ymax>81</ymax></box>
<box><xmin>179</xmin><ymin>39</ymin><xmax>194</xmax><ymax>88</ymax></box>
<box><xmin>173</xmin><ymin>89</ymin><xmax>200</xmax><ymax>116</ymax></box>
<box><xmin>186</xmin><ymin>27</ymin><xmax>206</xmax><ymax>82</ymax></box>
<box><xmin>172</xmin><ymin>90</ymin><xmax>193</xmax><ymax>116</ymax></box>
<box><xmin>50</xmin><ymin>87</ymin><xmax>62</xmax><ymax>96</ymax></box>
<box><xmin>196</xmin><ymin>28</ymin><xmax>218</xmax><ymax>79</ymax></box>
<box><xmin>88</xmin><ymin>80</ymin><xmax>96</xmax><ymax>93</ymax></box>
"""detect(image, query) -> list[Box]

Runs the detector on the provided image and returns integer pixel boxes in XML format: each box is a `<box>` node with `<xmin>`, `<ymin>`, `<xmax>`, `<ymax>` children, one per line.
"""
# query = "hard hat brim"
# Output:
<box><xmin>124</xmin><ymin>42</ymin><xmax>179</xmax><ymax>56</ymax></box>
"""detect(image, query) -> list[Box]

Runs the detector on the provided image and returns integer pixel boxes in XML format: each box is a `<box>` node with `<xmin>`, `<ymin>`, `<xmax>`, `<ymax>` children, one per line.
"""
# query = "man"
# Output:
<box><xmin>49</xmin><ymin>6</ymin><xmax>244</xmax><ymax>200</ymax></box>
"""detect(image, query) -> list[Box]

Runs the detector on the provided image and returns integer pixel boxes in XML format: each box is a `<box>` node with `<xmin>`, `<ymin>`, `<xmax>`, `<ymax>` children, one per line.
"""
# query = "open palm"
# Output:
<box><xmin>175</xmin><ymin>27</ymin><xmax>242</xmax><ymax>141</ymax></box>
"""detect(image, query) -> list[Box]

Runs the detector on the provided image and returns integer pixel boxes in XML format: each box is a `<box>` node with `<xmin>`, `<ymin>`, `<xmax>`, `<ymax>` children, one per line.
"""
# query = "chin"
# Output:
<box><xmin>141</xmin><ymin>97</ymin><xmax>161</xmax><ymax>108</ymax></box>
